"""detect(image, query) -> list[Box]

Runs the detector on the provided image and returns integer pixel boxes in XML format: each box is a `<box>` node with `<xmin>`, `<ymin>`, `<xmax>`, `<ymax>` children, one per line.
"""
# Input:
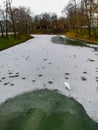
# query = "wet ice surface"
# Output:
<box><xmin>0</xmin><ymin>35</ymin><xmax>98</xmax><ymax>122</ymax></box>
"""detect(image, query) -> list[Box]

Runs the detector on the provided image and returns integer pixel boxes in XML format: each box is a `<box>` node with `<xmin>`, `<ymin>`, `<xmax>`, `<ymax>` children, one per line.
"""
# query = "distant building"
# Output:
<box><xmin>91</xmin><ymin>13</ymin><xmax>98</xmax><ymax>27</ymax></box>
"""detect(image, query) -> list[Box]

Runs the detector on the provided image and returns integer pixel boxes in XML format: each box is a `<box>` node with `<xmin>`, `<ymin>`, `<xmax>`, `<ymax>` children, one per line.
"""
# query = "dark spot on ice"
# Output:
<box><xmin>65</xmin><ymin>73</ymin><xmax>70</xmax><ymax>75</ymax></box>
<box><xmin>16</xmin><ymin>72</ymin><xmax>19</xmax><ymax>74</ymax></box>
<box><xmin>15</xmin><ymin>58</ymin><xmax>18</xmax><ymax>60</ymax></box>
<box><xmin>2</xmin><ymin>77</ymin><xmax>6</xmax><ymax>80</ymax></box>
<box><xmin>83</xmin><ymin>72</ymin><xmax>87</xmax><ymax>74</ymax></box>
<box><xmin>73</xmin><ymin>55</ymin><xmax>76</xmax><ymax>57</ymax></box>
<box><xmin>88</xmin><ymin>58</ymin><xmax>95</xmax><ymax>62</ymax></box>
<box><xmin>22</xmin><ymin>77</ymin><xmax>26</xmax><ymax>80</ymax></box>
<box><xmin>38</xmin><ymin>74</ymin><xmax>43</xmax><ymax>77</ymax></box>
<box><xmin>74</xmin><ymin>66</ymin><xmax>77</xmax><ymax>68</ymax></box>
<box><xmin>65</xmin><ymin>77</ymin><xmax>69</xmax><ymax>80</ymax></box>
<box><xmin>94</xmin><ymin>47</ymin><xmax>98</xmax><ymax>51</ymax></box>
<box><xmin>9</xmin><ymin>75</ymin><xmax>19</xmax><ymax>78</ymax></box>
<box><xmin>95</xmin><ymin>53</ymin><xmax>98</xmax><ymax>56</ymax></box>
<box><xmin>48</xmin><ymin>63</ymin><xmax>52</xmax><ymax>65</ymax></box>
<box><xmin>10</xmin><ymin>83</ymin><xmax>14</xmax><ymax>86</ymax></box>
<box><xmin>15</xmin><ymin>75</ymin><xmax>19</xmax><ymax>77</ymax></box>
<box><xmin>81</xmin><ymin>76</ymin><xmax>87</xmax><ymax>81</ymax></box>
<box><xmin>48</xmin><ymin>81</ymin><xmax>53</xmax><ymax>84</ymax></box>
<box><xmin>89</xmin><ymin>101</ymin><xmax>91</xmax><ymax>103</ymax></box>
<box><xmin>37</xmin><ymin>68</ymin><xmax>39</xmax><ymax>70</ymax></box>
<box><xmin>25</xmin><ymin>56</ymin><xmax>30</xmax><ymax>61</ymax></box>
<box><xmin>32</xmin><ymin>80</ymin><xmax>36</xmax><ymax>82</ymax></box>
<box><xmin>9</xmin><ymin>76</ymin><xmax>14</xmax><ymax>78</ymax></box>
<box><xmin>3</xmin><ymin>82</ymin><xmax>10</xmax><ymax>85</ymax></box>
<box><xmin>42</xmin><ymin>67</ymin><xmax>45</xmax><ymax>69</ymax></box>
<box><xmin>8</xmin><ymin>72</ymin><xmax>12</xmax><ymax>75</ymax></box>
<box><xmin>44</xmin><ymin>59</ymin><xmax>47</xmax><ymax>61</ymax></box>
<box><xmin>0</xmin><ymin>80</ymin><xmax>2</xmax><ymax>82</ymax></box>
<box><xmin>96</xmin><ymin>80</ymin><xmax>98</xmax><ymax>82</ymax></box>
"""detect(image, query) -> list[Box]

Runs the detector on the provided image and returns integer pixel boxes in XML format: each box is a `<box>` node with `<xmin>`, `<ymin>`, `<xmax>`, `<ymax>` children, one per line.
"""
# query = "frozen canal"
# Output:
<box><xmin>0</xmin><ymin>35</ymin><xmax>98</xmax><ymax>122</ymax></box>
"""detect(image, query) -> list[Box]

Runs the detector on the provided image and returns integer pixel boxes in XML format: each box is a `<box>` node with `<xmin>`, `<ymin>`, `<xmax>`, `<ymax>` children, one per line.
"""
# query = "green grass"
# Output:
<box><xmin>0</xmin><ymin>34</ymin><xmax>33</xmax><ymax>51</ymax></box>
<box><xmin>65</xmin><ymin>29</ymin><xmax>98</xmax><ymax>44</ymax></box>
<box><xmin>0</xmin><ymin>89</ymin><xmax>98</xmax><ymax>130</ymax></box>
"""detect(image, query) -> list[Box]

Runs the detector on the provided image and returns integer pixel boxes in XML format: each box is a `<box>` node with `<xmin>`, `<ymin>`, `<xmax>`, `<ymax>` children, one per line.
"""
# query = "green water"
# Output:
<box><xmin>52</xmin><ymin>35</ymin><xmax>87</xmax><ymax>46</ymax></box>
<box><xmin>0</xmin><ymin>89</ymin><xmax>98</xmax><ymax>130</ymax></box>
<box><xmin>52</xmin><ymin>36</ymin><xmax>98</xmax><ymax>51</ymax></box>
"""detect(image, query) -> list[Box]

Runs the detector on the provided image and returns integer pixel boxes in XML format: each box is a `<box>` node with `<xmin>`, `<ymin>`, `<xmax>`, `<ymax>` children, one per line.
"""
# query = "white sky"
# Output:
<box><xmin>10</xmin><ymin>0</ymin><xmax>69</xmax><ymax>17</ymax></box>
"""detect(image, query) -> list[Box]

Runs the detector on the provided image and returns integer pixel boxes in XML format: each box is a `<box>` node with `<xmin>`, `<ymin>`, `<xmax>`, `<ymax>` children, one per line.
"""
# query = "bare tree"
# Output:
<box><xmin>63</xmin><ymin>0</ymin><xmax>98</xmax><ymax>38</ymax></box>
<box><xmin>63</xmin><ymin>2</ymin><xmax>79</xmax><ymax>36</ymax></box>
<box><xmin>12</xmin><ymin>7</ymin><xmax>32</xmax><ymax>34</ymax></box>
<box><xmin>8</xmin><ymin>0</ymin><xmax>16</xmax><ymax>38</ymax></box>
<box><xmin>41</xmin><ymin>13</ymin><xmax>51</xmax><ymax>30</ymax></box>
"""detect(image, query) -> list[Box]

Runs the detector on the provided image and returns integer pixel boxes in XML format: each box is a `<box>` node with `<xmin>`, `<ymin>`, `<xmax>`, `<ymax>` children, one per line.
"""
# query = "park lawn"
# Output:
<box><xmin>0</xmin><ymin>34</ymin><xmax>33</xmax><ymax>51</ymax></box>
<box><xmin>65</xmin><ymin>29</ymin><xmax>98</xmax><ymax>44</ymax></box>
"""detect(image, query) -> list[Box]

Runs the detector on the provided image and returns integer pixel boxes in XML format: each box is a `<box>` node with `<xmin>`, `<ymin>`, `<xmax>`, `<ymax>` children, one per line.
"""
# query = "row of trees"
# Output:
<box><xmin>63</xmin><ymin>0</ymin><xmax>98</xmax><ymax>38</ymax></box>
<box><xmin>0</xmin><ymin>2</ymin><xmax>66</xmax><ymax>37</ymax></box>
<box><xmin>0</xmin><ymin>0</ymin><xmax>32</xmax><ymax>38</ymax></box>
<box><xmin>32</xmin><ymin>13</ymin><xmax>66</xmax><ymax>34</ymax></box>
<box><xmin>0</xmin><ymin>0</ymin><xmax>68</xmax><ymax>37</ymax></box>
<box><xmin>1</xmin><ymin>0</ymin><xmax>98</xmax><ymax>38</ymax></box>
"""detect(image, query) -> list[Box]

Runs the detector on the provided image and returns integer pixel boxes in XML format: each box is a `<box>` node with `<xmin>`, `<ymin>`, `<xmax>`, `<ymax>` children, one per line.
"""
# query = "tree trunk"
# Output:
<box><xmin>1</xmin><ymin>24</ymin><xmax>4</xmax><ymax>38</ymax></box>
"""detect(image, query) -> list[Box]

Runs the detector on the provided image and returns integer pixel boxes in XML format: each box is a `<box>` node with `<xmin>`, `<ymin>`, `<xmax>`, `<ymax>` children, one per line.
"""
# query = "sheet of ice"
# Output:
<box><xmin>0</xmin><ymin>35</ymin><xmax>98</xmax><ymax>122</ymax></box>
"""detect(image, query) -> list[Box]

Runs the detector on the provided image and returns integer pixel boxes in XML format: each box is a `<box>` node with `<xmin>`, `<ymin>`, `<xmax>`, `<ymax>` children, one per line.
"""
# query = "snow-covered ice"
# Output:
<box><xmin>0</xmin><ymin>35</ymin><xmax>98</xmax><ymax>122</ymax></box>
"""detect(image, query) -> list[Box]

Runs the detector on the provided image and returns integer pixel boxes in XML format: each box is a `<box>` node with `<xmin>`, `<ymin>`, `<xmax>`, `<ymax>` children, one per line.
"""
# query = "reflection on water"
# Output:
<box><xmin>0</xmin><ymin>89</ymin><xmax>98</xmax><ymax>130</ymax></box>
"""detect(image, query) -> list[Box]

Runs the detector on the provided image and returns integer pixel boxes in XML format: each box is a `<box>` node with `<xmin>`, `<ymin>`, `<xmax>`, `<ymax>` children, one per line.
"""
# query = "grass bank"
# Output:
<box><xmin>64</xmin><ymin>30</ymin><xmax>98</xmax><ymax>45</ymax></box>
<box><xmin>0</xmin><ymin>34</ymin><xmax>33</xmax><ymax>51</ymax></box>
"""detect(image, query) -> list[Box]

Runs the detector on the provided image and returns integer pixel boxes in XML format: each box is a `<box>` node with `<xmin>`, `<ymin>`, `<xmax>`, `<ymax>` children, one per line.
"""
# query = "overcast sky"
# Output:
<box><xmin>10</xmin><ymin>0</ymin><xmax>69</xmax><ymax>17</ymax></box>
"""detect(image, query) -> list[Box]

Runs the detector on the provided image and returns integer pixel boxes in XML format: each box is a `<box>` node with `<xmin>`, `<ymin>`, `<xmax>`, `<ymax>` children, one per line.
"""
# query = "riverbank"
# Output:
<box><xmin>0</xmin><ymin>34</ymin><xmax>33</xmax><ymax>51</ymax></box>
<box><xmin>64</xmin><ymin>31</ymin><xmax>98</xmax><ymax>45</ymax></box>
